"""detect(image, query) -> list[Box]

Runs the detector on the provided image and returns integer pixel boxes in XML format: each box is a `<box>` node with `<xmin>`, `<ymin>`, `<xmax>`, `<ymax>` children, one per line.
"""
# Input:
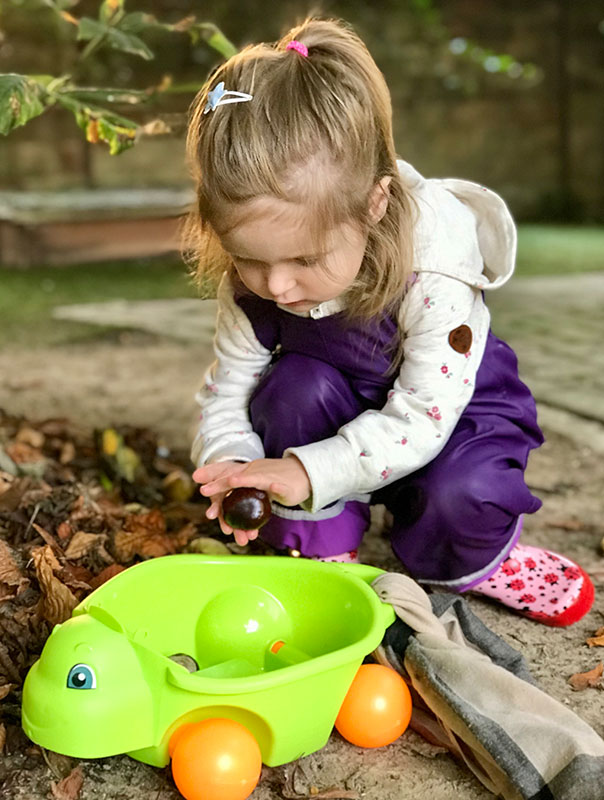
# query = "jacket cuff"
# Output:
<box><xmin>284</xmin><ymin>438</ymin><xmax>358</xmax><ymax>512</ymax></box>
<box><xmin>198</xmin><ymin>436</ymin><xmax>265</xmax><ymax>468</ymax></box>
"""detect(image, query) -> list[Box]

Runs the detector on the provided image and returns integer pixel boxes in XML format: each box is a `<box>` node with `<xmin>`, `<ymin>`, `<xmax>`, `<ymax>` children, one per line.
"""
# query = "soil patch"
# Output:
<box><xmin>1</xmin><ymin>336</ymin><xmax>603</xmax><ymax>800</ymax></box>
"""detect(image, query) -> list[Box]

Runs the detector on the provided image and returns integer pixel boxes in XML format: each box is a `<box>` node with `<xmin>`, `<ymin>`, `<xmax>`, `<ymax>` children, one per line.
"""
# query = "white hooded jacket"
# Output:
<box><xmin>192</xmin><ymin>161</ymin><xmax>517</xmax><ymax>513</ymax></box>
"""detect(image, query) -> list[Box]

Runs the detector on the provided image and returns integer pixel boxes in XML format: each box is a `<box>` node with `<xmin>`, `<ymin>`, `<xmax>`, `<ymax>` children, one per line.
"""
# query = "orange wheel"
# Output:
<box><xmin>171</xmin><ymin>718</ymin><xmax>262</xmax><ymax>800</ymax></box>
<box><xmin>168</xmin><ymin>722</ymin><xmax>197</xmax><ymax>758</ymax></box>
<box><xmin>335</xmin><ymin>663</ymin><xmax>412</xmax><ymax>748</ymax></box>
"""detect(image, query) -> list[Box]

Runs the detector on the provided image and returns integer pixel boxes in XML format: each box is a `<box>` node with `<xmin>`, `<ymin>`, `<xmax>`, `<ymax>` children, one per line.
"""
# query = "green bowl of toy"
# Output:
<box><xmin>22</xmin><ymin>554</ymin><xmax>395</xmax><ymax>769</ymax></box>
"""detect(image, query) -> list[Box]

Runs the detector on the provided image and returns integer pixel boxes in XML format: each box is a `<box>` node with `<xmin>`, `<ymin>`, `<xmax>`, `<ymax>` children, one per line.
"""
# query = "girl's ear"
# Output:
<box><xmin>368</xmin><ymin>176</ymin><xmax>392</xmax><ymax>224</ymax></box>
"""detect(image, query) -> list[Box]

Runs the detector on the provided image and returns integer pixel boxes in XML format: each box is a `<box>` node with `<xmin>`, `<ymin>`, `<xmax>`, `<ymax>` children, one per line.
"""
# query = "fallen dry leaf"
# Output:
<box><xmin>0</xmin><ymin>640</ymin><xmax>21</xmax><ymax>683</ymax></box>
<box><xmin>0</xmin><ymin>722</ymin><xmax>5</xmax><ymax>754</ymax></box>
<box><xmin>172</xmin><ymin>522</ymin><xmax>198</xmax><ymax>549</ymax></box>
<box><xmin>32</xmin><ymin>522</ymin><xmax>65</xmax><ymax>560</ymax></box>
<box><xmin>57</xmin><ymin>521</ymin><xmax>72</xmax><ymax>540</ymax></box>
<box><xmin>0</xmin><ymin>470</ymin><xmax>14</xmax><ymax>496</ymax></box>
<box><xmin>64</xmin><ymin>531</ymin><xmax>111</xmax><ymax>562</ymax></box>
<box><xmin>89</xmin><ymin>563</ymin><xmax>126</xmax><ymax>589</ymax></box>
<box><xmin>50</xmin><ymin>765</ymin><xmax>84</xmax><ymax>800</ymax></box>
<box><xmin>188</xmin><ymin>536</ymin><xmax>231</xmax><ymax>555</ymax></box>
<box><xmin>14</xmin><ymin>600</ymin><xmax>43</xmax><ymax>628</ymax></box>
<box><xmin>568</xmin><ymin>662</ymin><xmax>603</xmax><ymax>690</ymax></box>
<box><xmin>6</xmin><ymin>440</ymin><xmax>44</xmax><ymax>464</ymax></box>
<box><xmin>0</xmin><ymin>683</ymin><xmax>14</xmax><ymax>701</ymax></box>
<box><xmin>20</xmin><ymin>480</ymin><xmax>53</xmax><ymax>507</ymax></box>
<box><xmin>62</xmin><ymin>562</ymin><xmax>94</xmax><ymax>582</ymax></box>
<box><xmin>0</xmin><ymin>538</ymin><xmax>29</xmax><ymax>601</ymax></box>
<box><xmin>114</xmin><ymin>508</ymin><xmax>176</xmax><ymax>560</ymax></box>
<box><xmin>32</xmin><ymin>546</ymin><xmax>79</xmax><ymax>625</ymax></box>
<box><xmin>59</xmin><ymin>563</ymin><xmax>93</xmax><ymax>594</ymax></box>
<box><xmin>42</xmin><ymin>748</ymin><xmax>73</xmax><ymax>781</ymax></box>
<box><xmin>586</xmin><ymin>627</ymin><xmax>604</xmax><ymax>648</ymax></box>
<box><xmin>67</xmin><ymin>494</ymin><xmax>86</xmax><ymax>521</ymax></box>
<box><xmin>59</xmin><ymin>440</ymin><xmax>76</xmax><ymax>465</ymax></box>
<box><xmin>16</xmin><ymin>426</ymin><xmax>45</xmax><ymax>449</ymax></box>
<box><xmin>162</xmin><ymin>469</ymin><xmax>196</xmax><ymax>502</ymax></box>
<box><xmin>0</xmin><ymin>476</ymin><xmax>34</xmax><ymax>512</ymax></box>
<box><xmin>33</xmin><ymin>542</ymin><xmax>61</xmax><ymax>573</ymax></box>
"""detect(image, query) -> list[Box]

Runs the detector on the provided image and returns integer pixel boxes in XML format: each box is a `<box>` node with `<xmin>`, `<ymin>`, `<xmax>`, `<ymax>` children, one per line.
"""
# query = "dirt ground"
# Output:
<box><xmin>1</xmin><ymin>334</ymin><xmax>604</xmax><ymax>800</ymax></box>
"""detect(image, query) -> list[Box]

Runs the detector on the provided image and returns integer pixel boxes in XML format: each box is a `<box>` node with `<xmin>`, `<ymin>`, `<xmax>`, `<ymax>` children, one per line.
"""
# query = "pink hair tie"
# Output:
<box><xmin>286</xmin><ymin>40</ymin><xmax>308</xmax><ymax>58</ymax></box>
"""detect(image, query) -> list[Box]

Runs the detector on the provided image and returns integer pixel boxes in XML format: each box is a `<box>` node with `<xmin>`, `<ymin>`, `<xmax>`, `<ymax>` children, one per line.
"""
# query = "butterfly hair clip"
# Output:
<box><xmin>203</xmin><ymin>81</ymin><xmax>253</xmax><ymax>114</ymax></box>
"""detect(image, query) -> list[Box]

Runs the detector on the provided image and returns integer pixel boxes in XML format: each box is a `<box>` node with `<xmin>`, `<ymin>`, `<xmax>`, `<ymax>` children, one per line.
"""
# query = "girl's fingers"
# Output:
<box><xmin>234</xmin><ymin>530</ymin><xmax>250</xmax><ymax>546</ymax></box>
<box><xmin>193</xmin><ymin>465</ymin><xmax>224</xmax><ymax>483</ymax></box>
<box><xmin>192</xmin><ymin>467</ymin><xmax>206</xmax><ymax>483</ymax></box>
<box><xmin>228</xmin><ymin>473</ymin><xmax>271</xmax><ymax>490</ymax></box>
<box><xmin>216</xmin><ymin>510</ymin><xmax>234</xmax><ymax>536</ymax></box>
<box><xmin>198</xmin><ymin>479</ymin><xmax>230</xmax><ymax>497</ymax></box>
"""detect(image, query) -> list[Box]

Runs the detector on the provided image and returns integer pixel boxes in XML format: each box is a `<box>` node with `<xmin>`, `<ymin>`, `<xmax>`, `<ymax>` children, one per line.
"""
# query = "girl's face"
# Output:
<box><xmin>218</xmin><ymin>196</ymin><xmax>370</xmax><ymax>313</ymax></box>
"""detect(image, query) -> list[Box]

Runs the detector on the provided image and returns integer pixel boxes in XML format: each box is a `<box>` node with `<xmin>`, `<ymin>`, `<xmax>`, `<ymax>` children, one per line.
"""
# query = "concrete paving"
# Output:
<box><xmin>485</xmin><ymin>272</ymin><xmax>603</xmax><ymax>424</ymax></box>
<box><xmin>52</xmin><ymin>271</ymin><xmax>604</xmax><ymax>447</ymax></box>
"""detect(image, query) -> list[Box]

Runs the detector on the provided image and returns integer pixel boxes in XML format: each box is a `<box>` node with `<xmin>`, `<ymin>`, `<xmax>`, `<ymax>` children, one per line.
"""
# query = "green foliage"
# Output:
<box><xmin>77</xmin><ymin>16</ymin><xmax>155</xmax><ymax>60</ymax></box>
<box><xmin>0</xmin><ymin>259</ymin><xmax>196</xmax><ymax>350</ymax></box>
<box><xmin>0</xmin><ymin>0</ymin><xmax>237</xmax><ymax>152</ymax></box>
<box><xmin>0</xmin><ymin>73</ymin><xmax>47</xmax><ymax>135</ymax></box>
<box><xmin>516</xmin><ymin>226</ymin><xmax>604</xmax><ymax>276</ymax></box>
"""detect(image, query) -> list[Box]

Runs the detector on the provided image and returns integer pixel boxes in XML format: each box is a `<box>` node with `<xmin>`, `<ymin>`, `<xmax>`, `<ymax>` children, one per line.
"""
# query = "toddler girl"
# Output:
<box><xmin>187</xmin><ymin>17</ymin><xmax>594</xmax><ymax>627</ymax></box>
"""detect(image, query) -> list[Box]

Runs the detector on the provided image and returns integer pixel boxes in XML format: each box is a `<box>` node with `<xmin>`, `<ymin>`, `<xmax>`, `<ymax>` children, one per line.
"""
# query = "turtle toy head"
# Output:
<box><xmin>22</xmin><ymin>605</ymin><xmax>155</xmax><ymax>758</ymax></box>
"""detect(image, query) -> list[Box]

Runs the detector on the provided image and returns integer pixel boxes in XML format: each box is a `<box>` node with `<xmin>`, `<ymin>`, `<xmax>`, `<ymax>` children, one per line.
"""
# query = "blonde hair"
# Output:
<box><xmin>182</xmin><ymin>15</ymin><xmax>416</xmax><ymax>325</ymax></box>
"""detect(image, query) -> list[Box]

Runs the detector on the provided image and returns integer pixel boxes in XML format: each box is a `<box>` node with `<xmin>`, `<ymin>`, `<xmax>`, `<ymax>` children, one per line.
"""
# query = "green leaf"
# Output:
<box><xmin>61</xmin><ymin>86</ymin><xmax>149</xmax><ymax>105</ymax></box>
<box><xmin>0</xmin><ymin>74</ymin><xmax>47</xmax><ymax>135</ymax></box>
<box><xmin>54</xmin><ymin>92</ymin><xmax>138</xmax><ymax>154</ymax></box>
<box><xmin>118</xmin><ymin>11</ymin><xmax>166</xmax><ymax>35</ymax></box>
<box><xmin>77</xmin><ymin>17</ymin><xmax>154</xmax><ymax>60</ymax></box>
<box><xmin>189</xmin><ymin>24</ymin><xmax>237</xmax><ymax>59</ymax></box>
<box><xmin>97</xmin><ymin>115</ymin><xmax>136</xmax><ymax>154</ymax></box>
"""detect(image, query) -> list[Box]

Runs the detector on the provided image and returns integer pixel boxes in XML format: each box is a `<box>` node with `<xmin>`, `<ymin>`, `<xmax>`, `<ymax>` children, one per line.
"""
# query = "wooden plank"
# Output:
<box><xmin>0</xmin><ymin>188</ymin><xmax>194</xmax><ymax>224</ymax></box>
<box><xmin>0</xmin><ymin>216</ymin><xmax>183</xmax><ymax>267</ymax></box>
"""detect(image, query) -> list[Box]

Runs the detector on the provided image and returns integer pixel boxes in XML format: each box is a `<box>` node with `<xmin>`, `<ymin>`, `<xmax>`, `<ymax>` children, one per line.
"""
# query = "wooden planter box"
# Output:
<box><xmin>0</xmin><ymin>188</ymin><xmax>195</xmax><ymax>267</ymax></box>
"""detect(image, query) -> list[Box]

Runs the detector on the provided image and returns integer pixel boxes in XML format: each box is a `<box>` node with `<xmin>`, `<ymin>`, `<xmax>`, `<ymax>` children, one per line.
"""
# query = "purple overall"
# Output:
<box><xmin>236</xmin><ymin>292</ymin><xmax>544</xmax><ymax>588</ymax></box>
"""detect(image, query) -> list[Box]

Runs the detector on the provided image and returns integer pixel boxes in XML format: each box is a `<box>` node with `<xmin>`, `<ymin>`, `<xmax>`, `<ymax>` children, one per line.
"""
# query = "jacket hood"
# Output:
<box><xmin>397</xmin><ymin>159</ymin><xmax>517</xmax><ymax>290</ymax></box>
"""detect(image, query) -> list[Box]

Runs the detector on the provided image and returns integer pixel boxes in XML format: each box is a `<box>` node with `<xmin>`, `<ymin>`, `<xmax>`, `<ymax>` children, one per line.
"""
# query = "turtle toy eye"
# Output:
<box><xmin>66</xmin><ymin>663</ymin><xmax>97</xmax><ymax>690</ymax></box>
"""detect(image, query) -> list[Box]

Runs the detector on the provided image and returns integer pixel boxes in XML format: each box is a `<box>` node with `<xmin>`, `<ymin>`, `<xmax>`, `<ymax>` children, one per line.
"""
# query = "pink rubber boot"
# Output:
<box><xmin>470</xmin><ymin>543</ymin><xmax>594</xmax><ymax>626</ymax></box>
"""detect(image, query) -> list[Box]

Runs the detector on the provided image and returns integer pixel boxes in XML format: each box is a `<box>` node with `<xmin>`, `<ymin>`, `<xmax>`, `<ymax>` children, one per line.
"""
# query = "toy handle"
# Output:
<box><xmin>331</xmin><ymin>562</ymin><xmax>385</xmax><ymax>586</ymax></box>
<box><xmin>331</xmin><ymin>563</ymin><xmax>395</xmax><ymax>629</ymax></box>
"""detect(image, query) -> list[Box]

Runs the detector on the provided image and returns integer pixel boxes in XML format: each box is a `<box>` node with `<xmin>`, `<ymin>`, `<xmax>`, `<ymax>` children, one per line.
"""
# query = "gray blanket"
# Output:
<box><xmin>372</xmin><ymin>573</ymin><xmax>604</xmax><ymax>800</ymax></box>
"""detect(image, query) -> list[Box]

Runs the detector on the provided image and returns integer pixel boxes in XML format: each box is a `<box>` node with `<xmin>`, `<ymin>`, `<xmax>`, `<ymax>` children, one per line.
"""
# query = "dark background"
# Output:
<box><xmin>1</xmin><ymin>0</ymin><xmax>603</xmax><ymax>221</ymax></box>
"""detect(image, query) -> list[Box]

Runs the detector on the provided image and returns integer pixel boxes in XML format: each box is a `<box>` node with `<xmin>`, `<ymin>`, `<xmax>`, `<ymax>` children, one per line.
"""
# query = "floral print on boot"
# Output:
<box><xmin>470</xmin><ymin>543</ymin><xmax>594</xmax><ymax>626</ymax></box>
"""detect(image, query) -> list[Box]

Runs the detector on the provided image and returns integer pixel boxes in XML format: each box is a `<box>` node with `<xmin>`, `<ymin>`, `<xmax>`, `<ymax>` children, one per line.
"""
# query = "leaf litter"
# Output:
<box><xmin>0</xmin><ymin>407</ymin><xmax>275</xmax><ymax>796</ymax></box>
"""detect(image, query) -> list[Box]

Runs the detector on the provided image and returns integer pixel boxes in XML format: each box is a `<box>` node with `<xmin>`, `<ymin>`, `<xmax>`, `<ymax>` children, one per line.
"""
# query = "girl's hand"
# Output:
<box><xmin>192</xmin><ymin>461</ymin><xmax>259</xmax><ymax>546</ymax></box>
<box><xmin>192</xmin><ymin>456</ymin><xmax>312</xmax><ymax>544</ymax></box>
<box><xmin>196</xmin><ymin>456</ymin><xmax>311</xmax><ymax>508</ymax></box>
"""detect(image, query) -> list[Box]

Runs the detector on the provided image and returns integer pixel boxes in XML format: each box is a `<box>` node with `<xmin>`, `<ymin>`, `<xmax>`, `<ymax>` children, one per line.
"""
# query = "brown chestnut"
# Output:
<box><xmin>222</xmin><ymin>487</ymin><xmax>272</xmax><ymax>530</ymax></box>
